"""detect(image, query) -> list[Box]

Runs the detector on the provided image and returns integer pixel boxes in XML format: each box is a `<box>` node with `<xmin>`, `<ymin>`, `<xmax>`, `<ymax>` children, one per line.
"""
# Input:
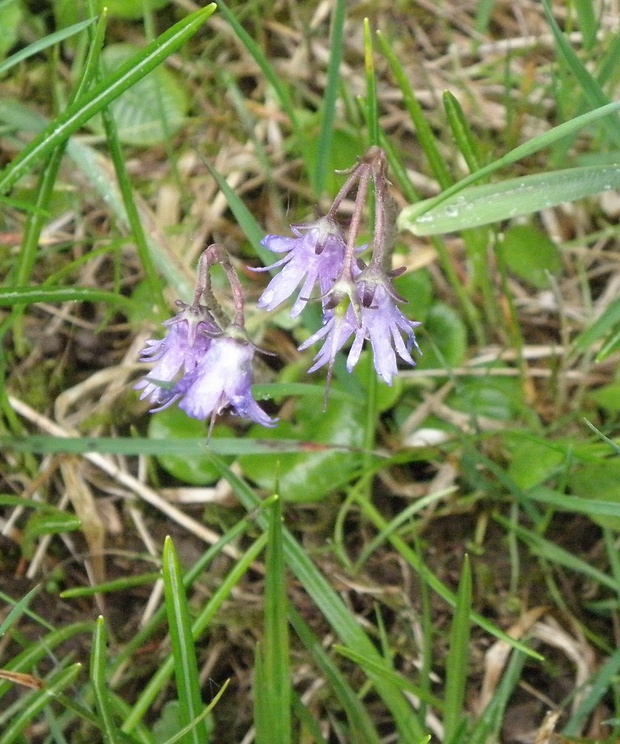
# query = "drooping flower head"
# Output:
<box><xmin>134</xmin><ymin>303</ymin><xmax>217</xmax><ymax>408</ymax></box>
<box><xmin>136</xmin><ymin>245</ymin><xmax>275</xmax><ymax>429</ymax></box>
<box><xmin>287</xmin><ymin>147</ymin><xmax>421</xmax><ymax>390</ymax></box>
<box><xmin>175</xmin><ymin>328</ymin><xmax>275</xmax><ymax>428</ymax></box>
<box><xmin>256</xmin><ymin>216</ymin><xmax>346</xmax><ymax>317</ymax></box>
<box><xmin>301</xmin><ymin>264</ymin><xmax>420</xmax><ymax>387</ymax></box>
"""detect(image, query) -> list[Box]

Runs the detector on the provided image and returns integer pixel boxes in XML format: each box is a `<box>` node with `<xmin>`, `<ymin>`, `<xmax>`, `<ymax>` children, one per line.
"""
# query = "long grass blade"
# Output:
<box><xmin>91</xmin><ymin>616</ymin><xmax>123</xmax><ymax>743</ymax></box>
<box><xmin>100</xmin><ymin>91</ymin><xmax>162</xmax><ymax>307</ymax></box>
<box><xmin>256</xmin><ymin>495</ymin><xmax>291</xmax><ymax>744</ymax></box>
<box><xmin>0</xmin><ymin>18</ymin><xmax>96</xmax><ymax>76</ymax></box>
<box><xmin>0</xmin><ymin>585</ymin><xmax>40</xmax><ymax>638</ymax></box>
<box><xmin>213</xmin><ymin>458</ymin><xmax>429</xmax><ymax>743</ymax></box>
<box><xmin>363</xmin><ymin>18</ymin><xmax>379</xmax><ymax>148</ymax></box>
<box><xmin>162</xmin><ymin>536</ymin><xmax>209</xmax><ymax>744</ymax></box>
<box><xmin>289</xmin><ymin>606</ymin><xmax>383</xmax><ymax>743</ymax></box>
<box><xmin>1</xmin><ymin>663</ymin><xmax>82</xmax><ymax>744</ymax></box>
<box><xmin>313</xmin><ymin>0</ymin><xmax>347</xmax><ymax>196</ymax></box>
<box><xmin>122</xmin><ymin>533</ymin><xmax>267</xmax><ymax>734</ymax></box>
<box><xmin>401</xmin><ymin>164</ymin><xmax>620</xmax><ymax>235</ymax></box>
<box><xmin>443</xmin><ymin>556</ymin><xmax>472</xmax><ymax>744</ymax></box>
<box><xmin>541</xmin><ymin>0</ymin><xmax>620</xmax><ymax>146</ymax></box>
<box><xmin>398</xmin><ymin>98</ymin><xmax>620</xmax><ymax>228</ymax></box>
<box><xmin>0</xmin><ymin>5</ymin><xmax>216</xmax><ymax>194</ymax></box>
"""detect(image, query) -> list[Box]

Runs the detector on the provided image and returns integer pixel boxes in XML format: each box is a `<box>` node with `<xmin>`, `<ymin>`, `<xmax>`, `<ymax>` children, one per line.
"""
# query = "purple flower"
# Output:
<box><xmin>299</xmin><ymin>305</ymin><xmax>357</xmax><ymax>374</ymax></box>
<box><xmin>135</xmin><ymin>305</ymin><xmax>217</xmax><ymax>408</ymax></box>
<box><xmin>173</xmin><ymin>334</ymin><xmax>276</xmax><ymax>427</ymax></box>
<box><xmin>256</xmin><ymin>217</ymin><xmax>346</xmax><ymax>317</ymax></box>
<box><xmin>301</xmin><ymin>270</ymin><xmax>420</xmax><ymax>386</ymax></box>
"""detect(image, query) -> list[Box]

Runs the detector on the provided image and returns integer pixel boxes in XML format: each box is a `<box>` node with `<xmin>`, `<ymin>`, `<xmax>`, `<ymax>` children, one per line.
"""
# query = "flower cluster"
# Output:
<box><xmin>257</xmin><ymin>146</ymin><xmax>420</xmax><ymax>388</ymax></box>
<box><xmin>136</xmin><ymin>245</ymin><xmax>275</xmax><ymax>430</ymax></box>
<box><xmin>136</xmin><ymin>147</ymin><xmax>419</xmax><ymax>430</ymax></box>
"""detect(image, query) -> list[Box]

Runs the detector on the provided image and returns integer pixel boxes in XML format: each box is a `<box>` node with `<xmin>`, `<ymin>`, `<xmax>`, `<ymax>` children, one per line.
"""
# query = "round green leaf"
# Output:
<box><xmin>416</xmin><ymin>302</ymin><xmax>467</xmax><ymax>370</ymax></box>
<box><xmin>571</xmin><ymin>459</ymin><xmax>620</xmax><ymax>531</ymax></box>
<box><xmin>498</xmin><ymin>224</ymin><xmax>562</xmax><ymax>288</ymax></box>
<box><xmin>305</xmin><ymin>125</ymin><xmax>366</xmax><ymax>197</ymax></box>
<box><xmin>239</xmin><ymin>397</ymin><xmax>365</xmax><ymax>502</ymax></box>
<box><xmin>351</xmin><ymin>350</ymin><xmax>403</xmax><ymax>413</ymax></box>
<box><xmin>148</xmin><ymin>407</ymin><xmax>233</xmax><ymax>485</ymax></box>
<box><xmin>507</xmin><ymin>439</ymin><xmax>566</xmax><ymax>491</ymax></box>
<box><xmin>92</xmin><ymin>43</ymin><xmax>188</xmax><ymax>146</ymax></box>
<box><xmin>393</xmin><ymin>268</ymin><xmax>434</xmax><ymax>322</ymax></box>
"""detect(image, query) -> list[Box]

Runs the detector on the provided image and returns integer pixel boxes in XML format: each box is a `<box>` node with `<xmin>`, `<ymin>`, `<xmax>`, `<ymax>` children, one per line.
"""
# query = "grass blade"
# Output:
<box><xmin>313</xmin><ymin>0</ymin><xmax>347</xmax><ymax>195</ymax></box>
<box><xmin>213</xmin><ymin>0</ymin><xmax>298</xmax><ymax>134</ymax></box>
<box><xmin>562</xmin><ymin>643</ymin><xmax>620</xmax><ymax>736</ymax></box>
<box><xmin>204</xmin><ymin>159</ymin><xmax>271</xmax><ymax>264</ymax></box>
<box><xmin>289</xmin><ymin>606</ymin><xmax>383</xmax><ymax>744</ymax></box>
<box><xmin>100</xmin><ymin>89</ymin><xmax>163</xmax><ymax>308</ymax></box>
<box><xmin>122</xmin><ymin>533</ymin><xmax>267</xmax><ymax>733</ymax></box>
<box><xmin>0</xmin><ymin>18</ymin><xmax>96</xmax><ymax>77</ymax></box>
<box><xmin>0</xmin><ymin>286</ymin><xmax>134</xmax><ymax>309</ymax></box>
<box><xmin>402</xmin><ymin>164</ymin><xmax>620</xmax><ymax>235</ymax></box>
<box><xmin>442</xmin><ymin>90</ymin><xmax>481</xmax><ymax>173</ymax></box>
<box><xmin>398</xmin><ymin>98</ymin><xmax>620</xmax><ymax>229</ymax></box>
<box><xmin>256</xmin><ymin>495</ymin><xmax>291</xmax><ymax>744</ymax></box>
<box><xmin>376</xmin><ymin>30</ymin><xmax>451</xmax><ymax>189</ymax></box>
<box><xmin>541</xmin><ymin>0</ymin><xmax>620</xmax><ymax>146</ymax></box>
<box><xmin>162</xmin><ymin>536</ymin><xmax>209</xmax><ymax>744</ymax></box>
<box><xmin>0</xmin><ymin>4</ymin><xmax>216</xmax><ymax>194</ymax></box>
<box><xmin>443</xmin><ymin>556</ymin><xmax>472</xmax><ymax>744</ymax></box>
<box><xmin>332</xmin><ymin>645</ymin><xmax>443</xmax><ymax>710</ymax></box>
<box><xmin>0</xmin><ymin>584</ymin><xmax>40</xmax><ymax>637</ymax></box>
<box><xmin>363</xmin><ymin>18</ymin><xmax>379</xmax><ymax>148</ymax></box>
<box><xmin>0</xmin><ymin>433</ymin><xmax>364</xmax><ymax>457</ymax></box>
<box><xmin>213</xmin><ymin>458</ymin><xmax>429</xmax><ymax>743</ymax></box>
<box><xmin>0</xmin><ymin>664</ymin><xmax>83</xmax><ymax>744</ymax></box>
<box><xmin>91</xmin><ymin>616</ymin><xmax>124</xmax><ymax>743</ymax></box>
<box><xmin>494</xmin><ymin>513</ymin><xmax>618</xmax><ymax>592</ymax></box>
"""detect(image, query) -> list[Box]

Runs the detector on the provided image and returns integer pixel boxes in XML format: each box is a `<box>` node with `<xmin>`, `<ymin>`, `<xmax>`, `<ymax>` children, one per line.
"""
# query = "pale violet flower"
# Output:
<box><xmin>173</xmin><ymin>333</ymin><xmax>276</xmax><ymax>427</ymax></box>
<box><xmin>256</xmin><ymin>217</ymin><xmax>346</xmax><ymax>317</ymax></box>
<box><xmin>135</xmin><ymin>305</ymin><xmax>216</xmax><ymax>408</ymax></box>
<box><xmin>301</xmin><ymin>269</ymin><xmax>420</xmax><ymax>386</ymax></box>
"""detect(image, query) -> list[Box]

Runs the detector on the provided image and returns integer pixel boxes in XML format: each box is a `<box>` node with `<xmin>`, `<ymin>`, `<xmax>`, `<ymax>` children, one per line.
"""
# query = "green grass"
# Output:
<box><xmin>2</xmin><ymin>1</ymin><xmax>620</xmax><ymax>742</ymax></box>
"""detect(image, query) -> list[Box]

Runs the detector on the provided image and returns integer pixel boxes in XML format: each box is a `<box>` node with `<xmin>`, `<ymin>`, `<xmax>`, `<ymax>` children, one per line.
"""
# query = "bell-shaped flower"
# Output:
<box><xmin>256</xmin><ymin>217</ymin><xmax>346</xmax><ymax>317</ymax></box>
<box><xmin>172</xmin><ymin>331</ymin><xmax>276</xmax><ymax>428</ymax></box>
<box><xmin>300</xmin><ymin>267</ymin><xmax>420</xmax><ymax>386</ymax></box>
<box><xmin>347</xmin><ymin>267</ymin><xmax>420</xmax><ymax>385</ymax></box>
<box><xmin>135</xmin><ymin>305</ymin><xmax>218</xmax><ymax>408</ymax></box>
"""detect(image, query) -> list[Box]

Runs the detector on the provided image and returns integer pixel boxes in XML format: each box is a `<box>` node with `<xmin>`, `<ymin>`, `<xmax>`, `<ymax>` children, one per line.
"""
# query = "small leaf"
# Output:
<box><xmin>239</xmin><ymin>397</ymin><xmax>365</xmax><ymax>502</ymax></box>
<box><xmin>416</xmin><ymin>303</ymin><xmax>467</xmax><ymax>369</ymax></box>
<box><xmin>22</xmin><ymin>509</ymin><xmax>81</xmax><ymax>559</ymax></box>
<box><xmin>508</xmin><ymin>440</ymin><xmax>566</xmax><ymax>490</ymax></box>
<box><xmin>448</xmin><ymin>376</ymin><xmax>524</xmax><ymax>422</ymax></box>
<box><xmin>587</xmin><ymin>382</ymin><xmax>620</xmax><ymax>413</ymax></box>
<box><xmin>307</xmin><ymin>126</ymin><xmax>366</xmax><ymax>197</ymax></box>
<box><xmin>393</xmin><ymin>268</ymin><xmax>434</xmax><ymax>322</ymax></box>
<box><xmin>498</xmin><ymin>224</ymin><xmax>562</xmax><ymax>288</ymax></box>
<box><xmin>570</xmin><ymin>460</ymin><xmax>620</xmax><ymax>531</ymax></box>
<box><xmin>148</xmin><ymin>408</ymin><xmax>234</xmax><ymax>485</ymax></box>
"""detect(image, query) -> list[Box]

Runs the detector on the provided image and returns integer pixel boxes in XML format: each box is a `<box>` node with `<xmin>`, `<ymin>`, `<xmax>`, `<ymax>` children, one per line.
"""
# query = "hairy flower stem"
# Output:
<box><xmin>369</xmin><ymin>149</ymin><xmax>389</xmax><ymax>269</ymax></box>
<box><xmin>327</xmin><ymin>146</ymin><xmax>389</xmax><ymax>278</ymax></box>
<box><xmin>200</xmin><ymin>244</ymin><xmax>246</xmax><ymax>329</ymax></box>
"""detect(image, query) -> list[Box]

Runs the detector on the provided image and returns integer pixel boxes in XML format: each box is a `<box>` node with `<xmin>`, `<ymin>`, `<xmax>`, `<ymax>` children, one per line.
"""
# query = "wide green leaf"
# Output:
<box><xmin>400</xmin><ymin>165</ymin><xmax>620</xmax><ymax>235</ymax></box>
